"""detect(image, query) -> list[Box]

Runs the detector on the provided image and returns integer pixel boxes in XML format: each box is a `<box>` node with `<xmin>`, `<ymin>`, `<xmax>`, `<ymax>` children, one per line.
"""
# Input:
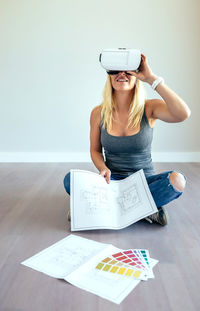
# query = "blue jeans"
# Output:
<box><xmin>63</xmin><ymin>170</ymin><xmax>187</xmax><ymax>208</ymax></box>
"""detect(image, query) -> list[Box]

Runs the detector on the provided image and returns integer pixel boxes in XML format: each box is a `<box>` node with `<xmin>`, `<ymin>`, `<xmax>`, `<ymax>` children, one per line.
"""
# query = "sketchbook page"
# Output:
<box><xmin>65</xmin><ymin>245</ymin><xmax>159</xmax><ymax>304</ymax></box>
<box><xmin>21</xmin><ymin>235</ymin><xmax>110</xmax><ymax>279</ymax></box>
<box><xmin>70</xmin><ymin>169</ymin><xmax>118</xmax><ymax>231</ymax></box>
<box><xmin>112</xmin><ymin>169</ymin><xmax>158</xmax><ymax>229</ymax></box>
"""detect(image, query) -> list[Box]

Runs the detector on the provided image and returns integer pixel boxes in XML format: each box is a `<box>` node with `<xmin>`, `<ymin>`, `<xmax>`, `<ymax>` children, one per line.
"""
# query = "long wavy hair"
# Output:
<box><xmin>100</xmin><ymin>75</ymin><xmax>147</xmax><ymax>132</ymax></box>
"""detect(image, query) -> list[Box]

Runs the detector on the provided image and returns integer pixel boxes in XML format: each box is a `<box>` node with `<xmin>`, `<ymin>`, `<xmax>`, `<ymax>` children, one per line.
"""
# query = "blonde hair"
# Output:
<box><xmin>100</xmin><ymin>75</ymin><xmax>147</xmax><ymax>132</ymax></box>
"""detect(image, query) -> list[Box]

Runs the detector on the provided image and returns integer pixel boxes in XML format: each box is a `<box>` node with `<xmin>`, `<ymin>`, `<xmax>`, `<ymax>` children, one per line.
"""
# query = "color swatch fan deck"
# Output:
<box><xmin>96</xmin><ymin>249</ymin><xmax>154</xmax><ymax>280</ymax></box>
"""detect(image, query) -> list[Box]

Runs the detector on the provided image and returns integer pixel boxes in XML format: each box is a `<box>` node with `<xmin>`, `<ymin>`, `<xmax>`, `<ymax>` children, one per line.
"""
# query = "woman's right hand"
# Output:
<box><xmin>99</xmin><ymin>167</ymin><xmax>111</xmax><ymax>184</ymax></box>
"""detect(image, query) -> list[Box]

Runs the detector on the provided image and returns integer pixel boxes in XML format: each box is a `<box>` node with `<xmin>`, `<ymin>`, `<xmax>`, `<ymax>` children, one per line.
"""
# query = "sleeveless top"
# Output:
<box><xmin>100</xmin><ymin>107</ymin><xmax>155</xmax><ymax>178</ymax></box>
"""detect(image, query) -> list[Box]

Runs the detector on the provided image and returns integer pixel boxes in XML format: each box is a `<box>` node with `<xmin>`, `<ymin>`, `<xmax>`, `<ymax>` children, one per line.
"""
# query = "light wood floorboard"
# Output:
<box><xmin>0</xmin><ymin>163</ymin><xmax>200</xmax><ymax>311</ymax></box>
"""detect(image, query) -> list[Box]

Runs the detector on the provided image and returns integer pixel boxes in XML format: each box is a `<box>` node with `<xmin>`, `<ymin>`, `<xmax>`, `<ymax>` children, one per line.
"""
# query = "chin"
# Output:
<box><xmin>116</xmin><ymin>87</ymin><xmax>132</xmax><ymax>91</ymax></box>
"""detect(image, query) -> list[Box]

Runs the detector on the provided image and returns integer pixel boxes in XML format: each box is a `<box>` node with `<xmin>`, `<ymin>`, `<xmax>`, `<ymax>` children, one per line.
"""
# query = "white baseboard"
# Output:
<box><xmin>0</xmin><ymin>152</ymin><xmax>200</xmax><ymax>162</ymax></box>
<box><xmin>152</xmin><ymin>152</ymin><xmax>200</xmax><ymax>162</ymax></box>
<box><xmin>0</xmin><ymin>152</ymin><xmax>91</xmax><ymax>162</ymax></box>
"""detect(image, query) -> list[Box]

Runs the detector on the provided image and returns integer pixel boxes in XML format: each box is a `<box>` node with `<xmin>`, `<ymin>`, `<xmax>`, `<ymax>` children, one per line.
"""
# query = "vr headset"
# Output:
<box><xmin>99</xmin><ymin>48</ymin><xmax>142</xmax><ymax>74</ymax></box>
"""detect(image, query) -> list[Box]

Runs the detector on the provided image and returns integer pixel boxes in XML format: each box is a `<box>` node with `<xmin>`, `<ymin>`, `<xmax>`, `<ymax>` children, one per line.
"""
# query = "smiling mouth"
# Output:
<box><xmin>116</xmin><ymin>80</ymin><xmax>129</xmax><ymax>82</ymax></box>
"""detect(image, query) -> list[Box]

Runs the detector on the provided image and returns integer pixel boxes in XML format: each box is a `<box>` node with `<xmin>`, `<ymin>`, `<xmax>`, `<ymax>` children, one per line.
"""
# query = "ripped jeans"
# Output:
<box><xmin>63</xmin><ymin>170</ymin><xmax>187</xmax><ymax>208</ymax></box>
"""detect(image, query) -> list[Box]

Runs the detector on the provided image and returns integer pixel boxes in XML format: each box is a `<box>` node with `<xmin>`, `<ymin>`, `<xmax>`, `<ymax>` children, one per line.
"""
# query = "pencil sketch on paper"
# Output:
<box><xmin>80</xmin><ymin>186</ymin><xmax>111</xmax><ymax>215</ymax></box>
<box><xmin>117</xmin><ymin>184</ymin><xmax>141</xmax><ymax>215</ymax></box>
<box><xmin>49</xmin><ymin>245</ymin><xmax>96</xmax><ymax>269</ymax></box>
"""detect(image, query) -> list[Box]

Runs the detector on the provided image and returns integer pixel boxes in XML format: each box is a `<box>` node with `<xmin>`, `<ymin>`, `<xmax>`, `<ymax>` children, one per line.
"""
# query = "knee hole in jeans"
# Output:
<box><xmin>169</xmin><ymin>171</ymin><xmax>186</xmax><ymax>192</ymax></box>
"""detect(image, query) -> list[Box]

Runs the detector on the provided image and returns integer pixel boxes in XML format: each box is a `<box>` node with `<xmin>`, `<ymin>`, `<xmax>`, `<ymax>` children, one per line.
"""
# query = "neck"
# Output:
<box><xmin>113</xmin><ymin>89</ymin><xmax>135</xmax><ymax>113</ymax></box>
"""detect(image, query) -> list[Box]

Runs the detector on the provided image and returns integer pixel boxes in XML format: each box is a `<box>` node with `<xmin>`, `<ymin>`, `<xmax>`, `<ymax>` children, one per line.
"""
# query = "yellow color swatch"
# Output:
<box><xmin>109</xmin><ymin>260</ymin><xmax>117</xmax><ymax>265</ymax></box>
<box><xmin>96</xmin><ymin>263</ymin><xmax>104</xmax><ymax>270</ymax></box>
<box><xmin>125</xmin><ymin>269</ymin><xmax>134</xmax><ymax>276</ymax></box>
<box><xmin>118</xmin><ymin>267</ymin><xmax>126</xmax><ymax>275</ymax></box>
<box><xmin>110</xmin><ymin>266</ymin><xmax>118</xmax><ymax>273</ymax></box>
<box><xmin>103</xmin><ymin>264</ymin><xmax>111</xmax><ymax>271</ymax></box>
<box><xmin>102</xmin><ymin>257</ymin><xmax>111</xmax><ymax>263</ymax></box>
<box><xmin>133</xmin><ymin>270</ymin><xmax>141</xmax><ymax>278</ymax></box>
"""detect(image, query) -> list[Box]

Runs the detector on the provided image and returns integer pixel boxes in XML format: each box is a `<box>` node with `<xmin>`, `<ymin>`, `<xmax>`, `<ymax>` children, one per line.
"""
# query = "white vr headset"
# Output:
<box><xmin>99</xmin><ymin>48</ymin><xmax>142</xmax><ymax>72</ymax></box>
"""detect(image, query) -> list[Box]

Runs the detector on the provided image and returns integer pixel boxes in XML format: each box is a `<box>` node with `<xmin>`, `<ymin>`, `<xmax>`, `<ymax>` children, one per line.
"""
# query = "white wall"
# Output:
<box><xmin>0</xmin><ymin>0</ymin><xmax>199</xmax><ymax>161</ymax></box>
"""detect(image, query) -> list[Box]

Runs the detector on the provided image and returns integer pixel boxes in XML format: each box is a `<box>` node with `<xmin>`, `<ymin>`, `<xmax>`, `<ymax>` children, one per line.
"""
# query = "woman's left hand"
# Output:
<box><xmin>127</xmin><ymin>53</ymin><xmax>156</xmax><ymax>83</ymax></box>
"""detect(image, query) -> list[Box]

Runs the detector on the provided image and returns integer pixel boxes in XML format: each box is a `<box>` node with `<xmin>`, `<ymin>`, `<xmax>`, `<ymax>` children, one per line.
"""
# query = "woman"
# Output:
<box><xmin>64</xmin><ymin>53</ymin><xmax>191</xmax><ymax>226</ymax></box>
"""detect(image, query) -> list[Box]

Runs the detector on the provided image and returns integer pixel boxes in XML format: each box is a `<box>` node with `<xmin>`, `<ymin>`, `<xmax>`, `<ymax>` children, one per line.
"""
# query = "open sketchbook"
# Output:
<box><xmin>21</xmin><ymin>235</ymin><xmax>158</xmax><ymax>304</ymax></box>
<box><xmin>70</xmin><ymin>169</ymin><xmax>158</xmax><ymax>231</ymax></box>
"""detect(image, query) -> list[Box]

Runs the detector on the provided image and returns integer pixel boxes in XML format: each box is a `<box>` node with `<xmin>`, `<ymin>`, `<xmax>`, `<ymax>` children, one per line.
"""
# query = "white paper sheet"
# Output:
<box><xmin>65</xmin><ymin>254</ymin><xmax>158</xmax><ymax>304</ymax></box>
<box><xmin>21</xmin><ymin>235</ymin><xmax>109</xmax><ymax>278</ymax></box>
<box><xmin>70</xmin><ymin>169</ymin><xmax>158</xmax><ymax>231</ymax></box>
<box><xmin>21</xmin><ymin>235</ymin><xmax>158</xmax><ymax>304</ymax></box>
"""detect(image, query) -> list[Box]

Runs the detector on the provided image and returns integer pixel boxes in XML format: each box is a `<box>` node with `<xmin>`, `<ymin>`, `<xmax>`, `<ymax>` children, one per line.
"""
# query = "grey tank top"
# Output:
<box><xmin>100</xmin><ymin>108</ymin><xmax>155</xmax><ymax>178</ymax></box>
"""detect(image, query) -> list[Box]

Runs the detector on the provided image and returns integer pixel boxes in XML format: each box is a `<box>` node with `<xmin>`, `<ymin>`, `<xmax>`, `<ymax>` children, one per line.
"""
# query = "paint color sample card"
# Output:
<box><xmin>21</xmin><ymin>235</ymin><xmax>159</xmax><ymax>304</ymax></box>
<box><xmin>95</xmin><ymin>256</ymin><xmax>147</xmax><ymax>280</ymax></box>
<box><xmin>138</xmin><ymin>249</ymin><xmax>151</xmax><ymax>268</ymax></box>
<box><xmin>96</xmin><ymin>248</ymin><xmax>156</xmax><ymax>280</ymax></box>
<box><xmin>112</xmin><ymin>251</ymin><xmax>146</xmax><ymax>270</ymax></box>
<box><xmin>125</xmin><ymin>249</ymin><xmax>150</xmax><ymax>269</ymax></box>
<box><xmin>127</xmin><ymin>249</ymin><xmax>154</xmax><ymax>278</ymax></box>
<box><xmin>70</xmin><ymin>169</ymin><xmax>158</xmax><ymax>231</ymax></box>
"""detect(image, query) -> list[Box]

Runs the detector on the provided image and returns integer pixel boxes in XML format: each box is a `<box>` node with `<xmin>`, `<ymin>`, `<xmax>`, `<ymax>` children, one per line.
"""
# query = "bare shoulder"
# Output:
<box><xmin>145</xmin><ymin>99</ymin><xmax>161</xmax><ymax>127</ymax></box>
<box><xmin>90</xmin><ymin>104</ymin><xmax>102</xmax><ymax>126</ymax></box>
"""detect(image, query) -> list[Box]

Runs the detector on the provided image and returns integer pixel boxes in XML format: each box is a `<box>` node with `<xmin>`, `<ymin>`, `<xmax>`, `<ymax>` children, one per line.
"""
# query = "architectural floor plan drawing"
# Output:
<box><xmin>80</xmin><ymin>186</ymin><xmax>111</xmax><ymax>215</ymax></box>
<box><xmin>117</xmin><ymin>184</ymin><xmax>141</xmax><ymax>215</ymax></box>
<box><xmin>70</xmin><ymin>169</ymin><xmax>158</xmax><ymax>231</ymax></box>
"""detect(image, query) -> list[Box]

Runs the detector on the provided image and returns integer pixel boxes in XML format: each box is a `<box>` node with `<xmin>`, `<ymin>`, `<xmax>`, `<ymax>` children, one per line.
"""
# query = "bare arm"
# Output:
<box><xmin>90</xmin><ymin>105</ymin><xmax>111</xmax><ymax>183</ymax></box>
<box><xmin>128</xmin><ymin>53</ymin><xmax>191</xmax><ymax>123</ymax></box>
<box><xmin>146</xmin><ymin>75</ymin><xmax>191</xmax><ymax>123</ymax></box>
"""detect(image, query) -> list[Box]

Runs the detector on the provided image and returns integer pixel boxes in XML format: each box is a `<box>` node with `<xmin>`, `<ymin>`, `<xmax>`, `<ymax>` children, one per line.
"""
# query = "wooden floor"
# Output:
<box><xmin>0</xmin><ymin>162</ymin><xmax>200</xmax><ymax>311</ymax></box>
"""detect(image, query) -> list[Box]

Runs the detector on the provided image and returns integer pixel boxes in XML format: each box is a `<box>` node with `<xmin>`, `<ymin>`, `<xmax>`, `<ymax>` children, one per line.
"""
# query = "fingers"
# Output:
<box><xmin>99</xmin><ymin>169</ymin><xmax>111</xmax><ymax>184</ymax></box>
<box><xmin>106</xmin><ymin>171</ymin><xmax>111</xmax><ymax>184</ymax></box>
<box><xmin>141</xmin><ymin>53</ymin><xmax>148</xmax><ymax>64</ymax></box>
